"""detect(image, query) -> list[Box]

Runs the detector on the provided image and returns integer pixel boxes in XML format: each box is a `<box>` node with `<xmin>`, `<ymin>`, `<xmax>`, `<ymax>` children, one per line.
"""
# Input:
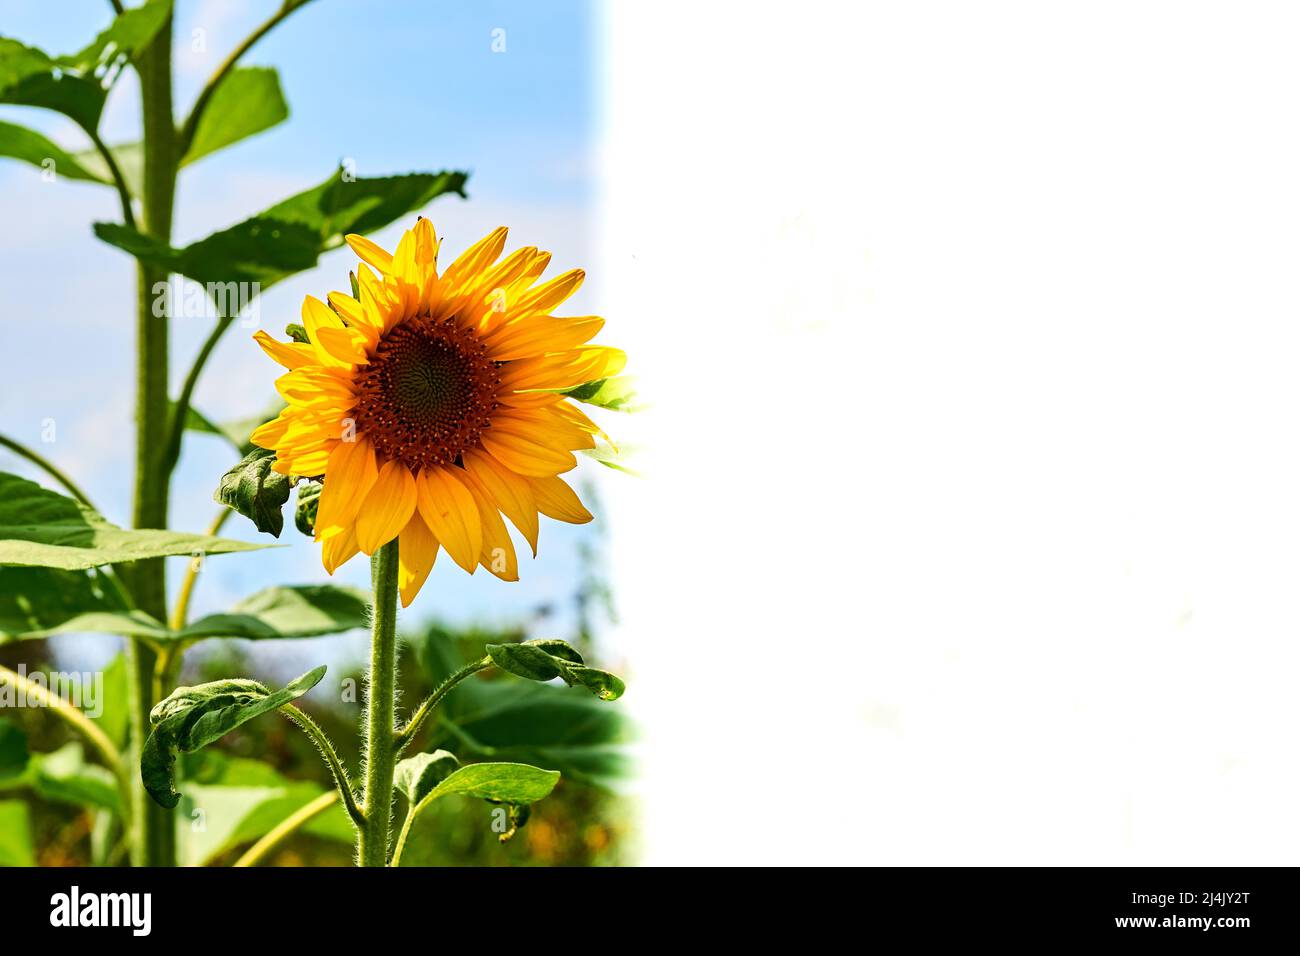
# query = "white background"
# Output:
<box><xmin>601</xmin><ymin>0</ymin><xmax>1300</xmax><ymax>864</ymax></box>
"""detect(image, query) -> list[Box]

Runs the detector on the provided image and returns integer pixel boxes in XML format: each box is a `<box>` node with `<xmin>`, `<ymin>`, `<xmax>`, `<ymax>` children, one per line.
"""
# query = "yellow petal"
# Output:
<box><xmin>510</xmin><ymin>268</ymin><xmax>584</xmax><ymax>317</ymax></box>
<box><xmin>314</xmin><ymin>438</ymin><xmax>378</xmax><ymax>539</ymax></box>
<box><xmin>315</xmin><ymin>325</ymin><xmax>370</xmax><ymax>365</ymax></box>
<box><xmin>250</xmin><ymin>413</ymin><xmax>291</xmax><ymax>449</ymax></box>
<box><xmin>484</xmin><ymin>315</ymin><xmax>605</xmax><ymax>362</ymax></box>
<box><xmin>441</xmin><ymin>227</ymin><xmax>508</xmax><ymax>293</ymax></box>
<box><xmin>461</xmin><ymin>470</ymin><xmax>518</xmax><ymax>581</ymax></box>
<box><xmin>415</xmin><ymin>466</ymin><xmax>483</xmax><ymax>573</ymax></box>
<box><xmin>345</xmin><ymin>233</ymin><xmax>394</xmax><ymax>275</ymax></box>
<box><xmin>253</xmin><ymin>330</ymin><xmax>317</xmax><ymax>370</ymax></box>
<box><xmin>480</xmin><ymin>429</ymin><xmax>576</xmax><ymax>477</ymax></box>
<box><xmin>530</xmin><ymin>474</ymin><xmax>593</xmax><ymax>524</ymax></box>
<box><xmin>463</xmin><ymin>448</ymin><xmax>538</xmax><ymax>555</ymax></box>
<box><xmin>355</xmin><ymin>459</ymin><xmax>417</xmax><ymax>555</ymax></box>
<box><xmin>326</xmin><ymin>291</ymin><xmax>381</xmax><ymax>346</ymax></box>
<box><xmin>275</xmin><ymin>368</ymin><xmax>355</xmax><ymax>409</ymax></box>
<box><xmin>322</xmin><ymin>524</ymin><xmax>361</xmax><ymax>574</ymax></box>
<box><xmin>397</xmin><ymin>512</ymin><xmax>439</xmax><ymax>607</ymax></box>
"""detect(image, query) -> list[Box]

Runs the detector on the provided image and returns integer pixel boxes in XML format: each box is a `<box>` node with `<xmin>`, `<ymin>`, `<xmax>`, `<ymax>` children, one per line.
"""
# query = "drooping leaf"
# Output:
<box><xmin>0</xmin><ymin>37</ymin><xmax>106</xmax><ymax>133</ymax></box>
<box><xmin>0</xmin><ymin>719</ymin><xmax>28</xmax><ymax>782</ymax></box>
<box><xmin>214</xmin><ymin>448</ymin><xmax>291</xmax><ymax>537</ymax></box>
<box><xmin>0</xmin><ymin>471</ymin><xmax>268</xmax><ymax>570</ymax></box>
<box><xmin>0</xmin><ymin>800</ymin><xmax>33</xmax><ymax>866</ymax></box>
<box><xmin>394</xmin><ymin>749</ymin><xmax>460</xmax><ymax>805</ymax></box>
<box><xmin>142</xmin><ymin>665</ymin><xmax>327</xmax><ymax>809</ymax></box>
<box><xmin>294</xmin><ymin>482</ymin><xmax>321</xmax><ymax>537</ymax></box>
<box><xmin>94</xmin><ymin>169</ymin><xmax>468</xmax><ymax>292</ymax></box>
<box><xmin>184</xmin><ymin>66</ymin><xmax>288</xmax><ymax>165</ymax></box>
<box><xmin>486</xmin><ymin>640</ymin><xmax>626</xmax><ymax>701</ymax></box>
<box><xmin>58</xmin><ymin>0</ymin><xmax>172</xmax><ymax>75</ymax></box>
<box><xmin>0</xmin><ymin>119</ymin><xmax>110</xmax><ymax>182</ymax></box>
<box><xmin>179</xmin><ymin>585</ymin><xmax>369</xmax><ymax>641</ymax></box>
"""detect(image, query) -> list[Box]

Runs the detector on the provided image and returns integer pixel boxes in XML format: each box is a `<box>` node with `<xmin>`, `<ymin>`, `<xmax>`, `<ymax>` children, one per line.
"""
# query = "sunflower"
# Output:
<box><xmin>249</xmin><ymin>219</ymin><xmax>623</xmax><ymax>606</ymax></box>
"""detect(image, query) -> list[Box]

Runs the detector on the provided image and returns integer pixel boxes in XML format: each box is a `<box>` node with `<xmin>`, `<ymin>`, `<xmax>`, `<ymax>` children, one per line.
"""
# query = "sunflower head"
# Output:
<box><xmin>250</xmin><ymin>219</ymin><xmax>624</xmax><ymax>606</ymax></box>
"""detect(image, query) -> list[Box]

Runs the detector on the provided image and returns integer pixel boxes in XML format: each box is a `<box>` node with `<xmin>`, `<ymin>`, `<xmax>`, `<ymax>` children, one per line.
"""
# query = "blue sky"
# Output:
<box><xmin>1</xmin><ymin>0</ymin><xmax>606</xmax><ymax>672</ymax></box>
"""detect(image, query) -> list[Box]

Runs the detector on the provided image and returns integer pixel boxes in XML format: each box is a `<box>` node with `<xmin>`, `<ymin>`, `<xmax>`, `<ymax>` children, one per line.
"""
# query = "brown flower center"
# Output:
<box><xmin>351</xmin><ymin>317</ymin><xmax>500</xmax><ymax>470</ymax></box>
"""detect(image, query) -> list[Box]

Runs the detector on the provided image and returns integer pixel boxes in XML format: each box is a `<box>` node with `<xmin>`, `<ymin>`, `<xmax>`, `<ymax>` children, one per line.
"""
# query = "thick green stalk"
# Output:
<box><xmin>126</xmin><ymin>12</ymin><xmax>179</xmax><ymax>868</ymax></box>
<box><xmin>358</xmin><ymin>540</ymin><xmax>400</xmax><ymax>866</ymax></box>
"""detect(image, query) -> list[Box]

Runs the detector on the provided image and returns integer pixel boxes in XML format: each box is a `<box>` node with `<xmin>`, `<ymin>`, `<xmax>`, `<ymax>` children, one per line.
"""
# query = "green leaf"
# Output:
<box><xmin>184</xmin><ymin>67</ymin><xmax>288</xmax><ymax>165</ymax></box>
<box><xmin>0</xmin><ymin>37</ymin><xmax>106</xmax><ymax>134</ymax></box>
<box><xmin>176</xmin><ymin>753</ymin><xmax>353</xmax><ymax>865</ymax></box>
<box><xmin>0</xmin><ymin>119</ymin><xmax>110</xmax><ymax>182</ymax></box>
<box><xmin>394</xmin><ymin>749</ymin><xmax>460</xmax><ymax>805</ymax></box>
<box><xmin>91</xmin><ymin>654</ymin><xmax>129</xmax><ymax>748</ymax></box>
<box><xmin>438</xmin><ymin>682</ymin><xmax>634</xmax><ymax>791</ymax></box>
<box><xmin>8</xmin><ymin>608</ymin><xmax>169</xmax><ymax>642</ymax></box>
<box><xmin>72</xmin><ymin>140</ymin><xmax>143</xmax><ymax>196</ymax></box>
<box><xmin>58</xmin><ymin>0</ymin><xmax>172</xmax><ymax>74</ymax></box>
<box><xmin>0</xmin><ymin>719</ymin><xmax>28</xmax><ymax>782</ymax></box>
<box><xmin>23</xmin><ymin>743</ymin><xmax>119</xmax><ymax>813</ymax></box>
<box><xmin>0</xmin><ymin>800</ymin><xmax>33</xmax><ymax>866</ymax></box>
<box><xmin>0</xmin><ymin>566</ymin><xmax>118</xmax><ymax>641</ymax></box>
<box><xmin>142</xmin><ymin>665</ymin><xmax>327</xmax><ymax>809</ymax></box>
<box><xmin>214</xmin><ymin>448</ymin><xmax>291</xmax><ymax>537</ymax></box>
<box><xmin>94</xmin><ymin>168</ymin><xmax>468</xmax><ymax>293</ymax></box>
<box><xmin>486</xmin><ymin>640</ymin><xmax>626</xmax><ymax>701</ymax></box>
<box><xmin>179</xmin><ymin>584</ymin><xmax>369</xmax><ymax>641</ymax></box>
<box><xmin>0</xmin><ymin>471</ymin><xmax>268</xmax><ymax>571</ymax></box>
<box><xmin>564</xmin><ymin>376</ymin><xmax>643</xmax><ymax>412</ymax></box>
<box><xmin>294</xmin><ymin>482</ymin><xmax>321</xmax><ymax>537</ymax></box>
<box><xmin>417</xmin><ymin>762</ymin><xmax>559</xmax><ymax>807</ymax></box>
<box><xmin>486</xmin><ymin>642</ymin><xmax>563</xmax><ymax>682</ymax></box>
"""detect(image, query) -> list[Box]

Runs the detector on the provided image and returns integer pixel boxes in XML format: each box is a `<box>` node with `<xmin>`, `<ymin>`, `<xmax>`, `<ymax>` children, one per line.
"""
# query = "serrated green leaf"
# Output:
<box><xmin>0</xmin><ymin>471</ymin><xmax>268</xmax><ymax>570</ymax></box>
<box><xmin>94</xmin><ymin>169</ymin><xmax>468</xmax><ymax>293</ymax></box>
<box><xmin>184</xmin><ymin>66</ymin><xmax>288</xmax><ymax>164</ymax></box>
<box><xmin>0</xmin><ymin>800</ymin><xmax>33</xmax><ymax>866</ymax></box>
<box><xmin>394</xmin><ymin>749</ymin><xmax>460</xmax><ymax>805</ymax></box>
<box><xmin>0</xmin><ymin>119</ymin><xmax>109</xmax><ymax>182</ymax></box>
<box><xmin>215</xmin><ymin>448</ymin><xmax>291</xmax><ymax>537</ymax></box>
<box><xmin>0</xmin><ymin>719</ymin><xmax>28</xmax><ymax>782</ymax></box>
<box><xmin>0</xmin><ymin>37</ymin><xmax>106</xmax><ymax>134</ymax></box>
<box><xmin>142</xmin><ymin>665</ymin><xmax>327</xmax><ymax>809</ymax></box>
<box><xmin>179</xmin><ymin>584</ymin><xmax>369</xmax><ymax>641</ymax></box>
<box><xmin>294</xmin><ymin>482</ymin><xmax>321</xmax><ymax>537</ymax></box>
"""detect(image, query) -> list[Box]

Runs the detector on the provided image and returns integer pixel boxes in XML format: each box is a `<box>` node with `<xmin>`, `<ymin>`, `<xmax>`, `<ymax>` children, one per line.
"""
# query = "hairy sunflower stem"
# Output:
<box><xmin>282</xmin><ymin>704</ymin><xmax>365</xmax><ymax>830</ymax></box>
<box><xmin>358</xmin><ymin>539</ymin><xmax>400</xmax><ymax>866</ymax></box>
<box><xmin>127</xmin><ymin>9</ymin><xmax>179</xmax><ymax>869</ymax></box>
